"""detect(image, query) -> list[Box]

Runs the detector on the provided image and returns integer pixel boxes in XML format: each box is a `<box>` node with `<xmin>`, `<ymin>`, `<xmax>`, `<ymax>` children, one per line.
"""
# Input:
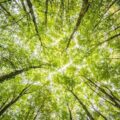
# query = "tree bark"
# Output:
<box><xmin>26</xmin><ymin>0</ymin><xmax>42</xmax><ymax>45</ymax></box>
<box><xmin>0</xmin><ymin>86</ymin><xmax>30</xmax><ymax>116</ymax></box>
<box><xmin>69</xmin><ymin>89</ymin><xmax>94</xmax><ymax>120</ymax></box>
<box><xmin>66</xmin><ymin>0</ymin><xmax>89</xmax><ymax>49</ymax></box>
<box><xmin>45</xmin><ymin>0</ymin><xmax>49</xmax><ymax>26</ymax></box>
<box><xmin>67</xmin><ymin>103</ymin><xmax>73</xmax><ymax>120</ymax></box>
<box><xmin>0</xmin><ymin>64</ymin><xmax>49</xmax><ymax>83</ymax></box>
<box><xmin>83</xmin><ymin>76</ymin><xmax>120</xmax><ymax>109</ymax></box>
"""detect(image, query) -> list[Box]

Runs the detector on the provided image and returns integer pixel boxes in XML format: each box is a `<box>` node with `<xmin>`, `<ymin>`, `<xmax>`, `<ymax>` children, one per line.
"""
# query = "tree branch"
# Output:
<box><xmin>97</xmin><ymin>33</ymin><xmax>120</xmax><ymax>46</ymax></box>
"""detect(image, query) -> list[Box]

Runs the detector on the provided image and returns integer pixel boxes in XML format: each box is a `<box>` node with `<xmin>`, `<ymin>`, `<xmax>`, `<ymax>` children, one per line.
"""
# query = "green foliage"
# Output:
<box><xmin>0</xmin><ymin>0</ymin><xmax>120</xmax><ymax>119</ymax></box>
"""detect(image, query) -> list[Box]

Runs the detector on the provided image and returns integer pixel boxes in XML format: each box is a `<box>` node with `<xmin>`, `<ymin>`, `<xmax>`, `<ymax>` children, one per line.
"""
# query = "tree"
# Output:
<box><xmin>0</xmin><ymin>0</ymin><xmax>120</xmax><ymax>119</ymax></box>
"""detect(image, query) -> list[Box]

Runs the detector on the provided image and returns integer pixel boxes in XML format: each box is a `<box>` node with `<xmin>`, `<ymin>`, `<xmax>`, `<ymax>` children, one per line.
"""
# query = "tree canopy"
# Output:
<box><xmin>0</xmin><ymin>0</ymin><xmax>120</xmax><ymax>120</ymax></box>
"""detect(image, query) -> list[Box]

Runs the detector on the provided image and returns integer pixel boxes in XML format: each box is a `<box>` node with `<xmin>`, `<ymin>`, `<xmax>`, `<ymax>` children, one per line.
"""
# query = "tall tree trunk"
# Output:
<box><xmin>26</xmin><ymin>0</ymin><xmax>42</xmax><ymax>45</ymax></box>
<box><xmin>67</xmin><ymin>103</ymin><xmax>73</xmax><ymax>120</ymax></box>
<box><xmin>69</xmin><ymin>89</ymin><xmax>94</xmax><ymax>120</ymax></box>
<box><xmin>0</xmin><ymin>86</ymin><xmax>30</xmax><ymax>116</ymax></box>
<box><xmin>66</xmin><ymin>0</ymin><xmax>89</xmax><ymax>49</ymax></box>
<box><xmin>83</xmin><ymin>76</ymin><xmax>120</xmax><ymax>109</ymax></box>
<box><xmin>45</xmin><ymin>0</ymin><xmax>49</xmax><ymax>26</ymax></box>
<box><xmin>0</xmin><ymin>64</ymin><xmax>49</xmax><ymax>83</ymax></box>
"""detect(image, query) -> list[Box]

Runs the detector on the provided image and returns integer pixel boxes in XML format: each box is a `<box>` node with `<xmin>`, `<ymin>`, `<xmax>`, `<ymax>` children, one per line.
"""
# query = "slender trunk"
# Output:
<box><xmin>85</xmin><ymin>81</ymin><xmax>116</xmax><ymax>107</ymax></box>
<box><xmin>45</xmin><ymin>0</ymin><xmax>49</xmax><ymax>26</ymax></box>
<box><xmin>0</xmin><ymin>86</ymin><xmax>29</xmax><ymax>116</ymax></box>
<box><xmin>33</xmin><ymin>109</ymin><xmax>40</xmax><ymax>120</ymax></box>
<box><xmin>0</xmin><ymin>97</ymin><xmax>9</xmax><ymax>110</ymax></box>
<box><xmin>83</xmin><ymin>76</ymin><xmax>120</xmax><ymax>108</ymax></box>
<box><xmin>91</xmin><ymin>103</ymin><xmax>107</xmax><ymax>120</ymax></box>
<box><xmin>69</xmin><ymin>90</ymin><xmax>94</xmax><ymax>120</ymax></box>
<box><xmin>94</xmin><ymin>108</ymin><xmax>107</xmax><ymax>120</ymax></box>
<box><xmin>67</xmin><ymin>103</ymin><xmax>73</xmax><ymax>120</ymax></box>
<box><xmin>0</xmin><ymin>64</ymin><xmax>47</xmax><ymax>83</ymax></box>
<box><xmin>66</xmin><ymin>0</ymin><xmax>89</xmax><ymax>49</ymax></box>
<box><xmin>26</xmin><ymin>0</ymin><xmax>42</xmax><ymax>45</ymax></box>
<box><xmin>20</xmin><ymin>0</ymin><xmax>28</xmax><ymax>14</ymax></box>
<box><xmin>93</xmin><ymin>0</ymin><xmax>118</xmax><ymax>30</ymax></box>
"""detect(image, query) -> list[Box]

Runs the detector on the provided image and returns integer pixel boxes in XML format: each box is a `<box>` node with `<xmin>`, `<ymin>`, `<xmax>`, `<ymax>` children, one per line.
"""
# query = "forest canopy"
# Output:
<box><xmin>0</xmin><ymin>0</ymin><xmax>120</xmax><ymax>120</ymax></box>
